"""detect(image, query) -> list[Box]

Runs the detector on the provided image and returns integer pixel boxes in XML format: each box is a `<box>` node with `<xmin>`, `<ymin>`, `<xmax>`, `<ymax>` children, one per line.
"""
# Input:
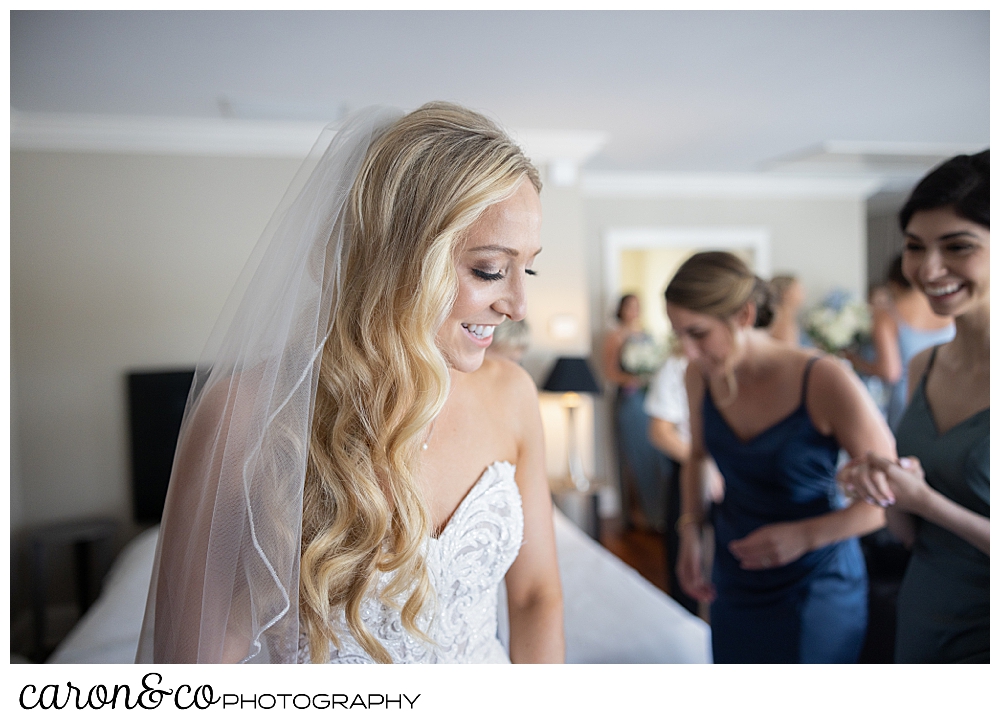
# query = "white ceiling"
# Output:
<box><xmin>10</xmin><ymin>10</ymin><xmax>990</xmax><ymax>173</ymax></box>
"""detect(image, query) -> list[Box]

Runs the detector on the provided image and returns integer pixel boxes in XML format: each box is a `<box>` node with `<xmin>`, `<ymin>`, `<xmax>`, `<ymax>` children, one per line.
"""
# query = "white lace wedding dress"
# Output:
<box><xmin>298</xmin><ymin>461</ymin><xmax>523</xmax><ymax>663</ymax></box>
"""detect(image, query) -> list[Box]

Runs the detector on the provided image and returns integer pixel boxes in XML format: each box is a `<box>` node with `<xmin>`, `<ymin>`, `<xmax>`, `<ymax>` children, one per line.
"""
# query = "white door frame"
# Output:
<box><xmin>602</xmin><ymin>226</ymin><xmax>772</xmax><ymax>320</ymax></box>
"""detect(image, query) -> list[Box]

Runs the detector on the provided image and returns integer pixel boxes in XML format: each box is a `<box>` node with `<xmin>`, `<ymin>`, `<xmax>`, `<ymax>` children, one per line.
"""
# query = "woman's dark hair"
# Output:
<box><xmin>750</xmin><ymin>277</ymin><xmax>775</xmax><ymax>329</ymax></box>
<box><xmin>898</xmin><ymin>149</ymin><xmax>989</xmax><ymax>231</ymax></box>
<box><xmin>885</xmin><ymin>254</ymin><xmax>911</xmax><ymax>290</ymax></box>
<box><xmin>616</xmin><ymin>293</ymin><xmax>638</xmax><ymax>321</ymax></box>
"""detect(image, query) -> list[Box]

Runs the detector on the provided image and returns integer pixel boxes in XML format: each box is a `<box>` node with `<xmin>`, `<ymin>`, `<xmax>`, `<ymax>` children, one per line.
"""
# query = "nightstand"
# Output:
<box><xmin>551</xmin><ymin>478</ymin><xmax>606</xmax><ymax>541</ymax></box>
<box><xmin>27</xmin><ymin>517</ymin><xmax>119</xmax><ymax>661</ymax></box>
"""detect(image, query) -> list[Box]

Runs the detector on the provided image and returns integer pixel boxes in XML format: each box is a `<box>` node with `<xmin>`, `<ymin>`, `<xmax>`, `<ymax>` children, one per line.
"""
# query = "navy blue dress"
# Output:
<box><xmin>703</xmin><ymin>358</ymin><xmax>868</xmax><ymax>663</ymax></box>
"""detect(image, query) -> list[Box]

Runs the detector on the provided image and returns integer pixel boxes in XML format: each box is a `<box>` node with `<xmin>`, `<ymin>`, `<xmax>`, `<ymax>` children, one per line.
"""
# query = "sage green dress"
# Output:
<box><xmin>894</xmin><ymin>350</ymin><xmax>989</xmax><ymax>663</ymax></box>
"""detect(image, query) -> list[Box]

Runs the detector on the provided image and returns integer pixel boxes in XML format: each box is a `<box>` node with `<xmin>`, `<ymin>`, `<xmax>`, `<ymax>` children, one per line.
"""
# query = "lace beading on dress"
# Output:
<box><xmin>297</xmin><ymin>461</ymin><xmax>523</xmax><ymax>663</ymax></box>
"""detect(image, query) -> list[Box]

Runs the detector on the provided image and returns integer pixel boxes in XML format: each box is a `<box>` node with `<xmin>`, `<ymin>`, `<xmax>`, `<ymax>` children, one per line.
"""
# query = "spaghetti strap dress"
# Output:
<box><xmin>703</xmin><ymin>357</ymin><xmax>868</xmax><ymax>663</ymax></box>
<box><xmin>894</xmin><ymin>347</ymin><xmax>989</xmax><ymax>663</ymax></box>
<box><xmin>885</xmin><ymin>320</ymin><xmax>955</xmax><ymax>431</ymax></box>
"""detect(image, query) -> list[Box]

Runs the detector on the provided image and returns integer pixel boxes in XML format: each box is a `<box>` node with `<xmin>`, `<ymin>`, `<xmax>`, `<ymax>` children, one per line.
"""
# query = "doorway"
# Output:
<box><xmin>602</xmin><ymin>226</ymin><xmax>772</xmax><ymax>340</ymax></box>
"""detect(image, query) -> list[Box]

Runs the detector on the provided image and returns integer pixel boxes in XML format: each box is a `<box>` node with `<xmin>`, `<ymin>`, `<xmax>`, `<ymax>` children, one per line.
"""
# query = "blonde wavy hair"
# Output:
<box><xmin>299</xmin><ymin>102</ymin><xmax>541</xmax><ymax>663</ymax></box>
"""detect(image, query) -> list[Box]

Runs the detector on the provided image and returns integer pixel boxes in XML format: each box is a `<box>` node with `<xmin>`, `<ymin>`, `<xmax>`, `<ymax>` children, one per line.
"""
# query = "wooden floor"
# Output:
<box><xmin>598</xmin><ymin>516</ymin><xmax>668</xmax><ymax>594</ymax></box>
<box><xmin>598</xmin><ymin>516</ymin><xmax>713</xmax><ymax>627</ymax></box>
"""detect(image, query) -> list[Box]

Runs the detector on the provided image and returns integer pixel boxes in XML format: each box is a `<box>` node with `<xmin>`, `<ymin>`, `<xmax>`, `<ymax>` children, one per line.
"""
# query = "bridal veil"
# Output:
<box><xmin>136</xmin><ymin>107</ymin><xmax>404</xmax><ymax>663</ymax></box>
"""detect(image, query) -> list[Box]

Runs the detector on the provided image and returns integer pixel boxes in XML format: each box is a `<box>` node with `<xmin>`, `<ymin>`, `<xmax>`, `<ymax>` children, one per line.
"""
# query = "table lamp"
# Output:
<box><xmin>542</xmin><ymin>357</ymin><xmax>601</xmax><ymax>492</ymax></box>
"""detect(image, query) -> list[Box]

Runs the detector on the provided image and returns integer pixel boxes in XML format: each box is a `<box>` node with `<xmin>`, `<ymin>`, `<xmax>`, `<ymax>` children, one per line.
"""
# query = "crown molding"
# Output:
<box><xmin>10</xmin><ymin>111</ymin><xmax>330</xmax><ymax>157</ymax></box>
<box><xmin>10</xmin><ymin>111</ymin><xmax>608</xmax><ymax>169</ymax></box>
<box><xmin>768</xmin><ymin>140</ymin><xmax>986</xmax><ymax>169</ymax></box>
<box><xmin>580</xmin><ymin>171</ymin><xmax>885</xmax><ymax>200</ymax></box>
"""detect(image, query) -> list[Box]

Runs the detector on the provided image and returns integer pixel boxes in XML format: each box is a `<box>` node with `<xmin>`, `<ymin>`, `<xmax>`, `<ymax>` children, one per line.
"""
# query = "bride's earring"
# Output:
<box><xmin>422</xmin><ymin>418</ymin><xmax>438</xmax><ymax>451</ymax></box>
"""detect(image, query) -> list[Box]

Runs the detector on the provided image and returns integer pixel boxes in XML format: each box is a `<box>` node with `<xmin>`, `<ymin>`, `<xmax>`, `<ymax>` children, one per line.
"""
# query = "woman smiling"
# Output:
<box><xmin>138</xmin><ymin>103</ymin><xmax>563</xmax><ymax>664</ymax></box>
<box><xmin>841</xmin><ymin>150</ymin><xmax>989</xmax><ymax>663</ymax></box>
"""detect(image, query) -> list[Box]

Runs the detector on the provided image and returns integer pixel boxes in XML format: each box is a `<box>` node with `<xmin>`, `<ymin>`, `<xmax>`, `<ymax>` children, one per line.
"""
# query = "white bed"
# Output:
<box><xmin>48</xmin><ymin>509</ymin><xmax>711</xmax><ymax>664</ymax></box>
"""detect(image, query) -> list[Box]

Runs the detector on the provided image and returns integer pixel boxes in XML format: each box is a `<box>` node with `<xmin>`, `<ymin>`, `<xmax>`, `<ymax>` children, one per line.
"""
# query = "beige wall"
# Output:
<box><xmin>9</xmin><ymin>150</ymin><xmax>596</xmax><ymax>537</ymax></box>
<box><xmin>519</xmin><ymin>181</ymin><xmax>598</xmax><ymax>483</ymax></box>
<box><xmin>10</xmin><ymin>150</ymin><xmax>301</xmax><ymax>534</ymax></box>
<box><xmin>523</xmin><ymin>182</ymin><xmax>592</xmax><ymax>366</ymax></box>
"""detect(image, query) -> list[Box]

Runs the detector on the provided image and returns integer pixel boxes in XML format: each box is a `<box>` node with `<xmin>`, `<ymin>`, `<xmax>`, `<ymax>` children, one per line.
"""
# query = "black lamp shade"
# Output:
<box><xmin>542</xmin><ymin>357</ymin><xmax>601</xmax><ymax>394</ymax></box>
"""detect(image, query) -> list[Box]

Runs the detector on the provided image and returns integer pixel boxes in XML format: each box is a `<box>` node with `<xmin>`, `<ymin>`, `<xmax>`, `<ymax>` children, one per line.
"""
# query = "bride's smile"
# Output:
<box><xmin>437</xmin><ymin>178</ymin><xmax>542</xmax><ymax>374</ymax></box>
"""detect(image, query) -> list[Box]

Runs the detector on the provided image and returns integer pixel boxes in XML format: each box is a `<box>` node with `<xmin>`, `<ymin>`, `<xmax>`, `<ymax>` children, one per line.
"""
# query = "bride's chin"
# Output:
<box><xmin>442</xmin><ymin>350</ymin><xmax>486</xmax><ymax>375</ymax></box>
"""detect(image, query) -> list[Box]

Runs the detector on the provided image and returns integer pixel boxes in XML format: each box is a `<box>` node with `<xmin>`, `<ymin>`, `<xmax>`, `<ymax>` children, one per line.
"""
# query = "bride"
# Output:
<box><xmin>137</xmin><ymin>102</ymin><xmax>565</xmax><ymax>664</ymax></box>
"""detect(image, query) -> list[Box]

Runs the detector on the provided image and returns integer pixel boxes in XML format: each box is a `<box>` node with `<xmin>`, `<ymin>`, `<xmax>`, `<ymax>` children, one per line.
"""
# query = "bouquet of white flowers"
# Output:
<box><xmin>620</xmin><ymin>334</ymin><xmax>666</xmax><ymax>380</ymax></box>
<box><xmin>803</xmin><ymin>289</ymin><xmax>871</xmax><ymax>354</ymax></box>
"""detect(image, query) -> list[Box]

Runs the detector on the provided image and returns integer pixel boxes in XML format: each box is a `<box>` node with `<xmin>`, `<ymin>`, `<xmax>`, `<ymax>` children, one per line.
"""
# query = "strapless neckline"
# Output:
<box><xmin>299</xmin><ymin>460</ymin><xmax>524</xmax><ymax>664</ymax></box>
<box><xmin>431</xmin><ymin>460</ymin><xmax>515</xmax><ymax>540</ymax></box>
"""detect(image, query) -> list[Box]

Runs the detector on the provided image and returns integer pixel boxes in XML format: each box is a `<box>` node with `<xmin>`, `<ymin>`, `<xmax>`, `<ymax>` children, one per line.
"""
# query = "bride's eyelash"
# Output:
<box><xmin>472</xmin><ymin>268</ymin><xmax>538</xmax><ymax>281</ymax></box>
<box><xmin>473</xmin><ymin>269</ymin><xmax>504</xmax><ymax>281</ymax></box>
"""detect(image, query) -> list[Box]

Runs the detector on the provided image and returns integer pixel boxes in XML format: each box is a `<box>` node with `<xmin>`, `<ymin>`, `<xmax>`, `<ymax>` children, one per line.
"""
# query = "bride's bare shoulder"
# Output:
<box><xmin>470</xmin><ymin>357</ymin><xmax>539</xmax><ymax>407</ymax></box>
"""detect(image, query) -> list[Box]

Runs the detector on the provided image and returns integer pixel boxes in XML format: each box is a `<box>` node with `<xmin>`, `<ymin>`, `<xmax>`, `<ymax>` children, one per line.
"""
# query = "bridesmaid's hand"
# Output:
<box><xmin>864</xmin><ymin>454</ymin><xmax>932</xmax><ymax>515</ymax></box>
<box><xmin>676</xmin><ymin>527</ymin><xmax>716</xmax><ymax>602</ymax></box>
<box><xmin>838</xmin><ymin>452</ymin><xmax>931</xmax><ymax>513</ymax></box>
<box><xmin>837</xmin><ymin>454</ymin><xmax>895</xmax><ymax>507</ymax></box>
<box><xmin>728</xmin><ymin>521</ymin><xmax>811</xmax><ymax>570</ymax></box>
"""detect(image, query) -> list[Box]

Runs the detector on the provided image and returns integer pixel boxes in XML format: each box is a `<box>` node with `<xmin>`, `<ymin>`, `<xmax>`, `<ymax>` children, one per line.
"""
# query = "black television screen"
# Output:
<box><xmin>127</xmin><ymin>370</ymin><xmax>195</xmax><ymax>523</ymax></box>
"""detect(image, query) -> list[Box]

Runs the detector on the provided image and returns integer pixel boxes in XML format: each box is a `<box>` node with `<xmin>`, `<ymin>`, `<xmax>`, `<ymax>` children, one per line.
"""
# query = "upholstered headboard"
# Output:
<box><xmin>126</xmin><ymin>369</ymin><xmax>194</xmax><ymax>523</ymax></box>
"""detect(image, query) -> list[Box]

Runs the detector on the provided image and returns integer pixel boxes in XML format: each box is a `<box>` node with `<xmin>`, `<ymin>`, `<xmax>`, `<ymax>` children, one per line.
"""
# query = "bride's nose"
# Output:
<box><xmin>493</xmin><ymin>274</ymin><xmax>527</xmax><ymax>321</ymax></box>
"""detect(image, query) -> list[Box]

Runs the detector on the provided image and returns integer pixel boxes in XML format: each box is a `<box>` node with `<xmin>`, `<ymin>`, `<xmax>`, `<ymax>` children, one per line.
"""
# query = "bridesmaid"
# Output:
<box><xmin>766</xmin><ymin>274</ymin><xmax>807</xmax><ymax>347</ymax></box>
<box><xmin>667</xmin><ymin>252</ymin><xmax>894</xmax><ymax>663</ymax></box>
<box><xmin>602</xmin><ymin>294</ymin><xmax>672</xmax><ymax>530</ymax></box>
<box><xmin>844</xmin><ymin>254</ymin><xmax>954</xmax><ymax>430</ymax></box>
<box><xmin>841</xmin><ymin>150</ymin><xmax>989</xmax><ymax>663</ymax></box>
